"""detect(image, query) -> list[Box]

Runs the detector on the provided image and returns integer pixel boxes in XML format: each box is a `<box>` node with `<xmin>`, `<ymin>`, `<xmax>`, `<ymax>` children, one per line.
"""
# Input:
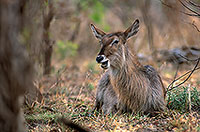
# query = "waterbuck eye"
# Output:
<box><xmin>111</xmin><ymin>39</ymin><xmax>119</xmax><ymax>46</ymax></box>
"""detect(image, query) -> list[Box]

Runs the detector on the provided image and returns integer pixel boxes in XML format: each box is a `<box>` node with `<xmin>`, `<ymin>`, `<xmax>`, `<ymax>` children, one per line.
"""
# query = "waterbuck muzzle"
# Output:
<box><xmin>96</xmin><ymin>55</ymin><xmax>110</xmax><ymax>69</ymax></box>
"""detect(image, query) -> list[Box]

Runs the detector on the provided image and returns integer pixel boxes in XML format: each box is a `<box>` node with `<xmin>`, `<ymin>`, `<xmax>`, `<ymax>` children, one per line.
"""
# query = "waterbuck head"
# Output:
<box><xmin>91</xmin><ymin>19</ymin><xmax>139</xmax><ymax>69</ymax></box>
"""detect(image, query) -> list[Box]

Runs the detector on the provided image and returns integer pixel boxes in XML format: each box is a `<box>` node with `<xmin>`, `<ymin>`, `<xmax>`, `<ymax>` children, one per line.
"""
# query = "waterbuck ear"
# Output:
<box><xmin>90</xmin><ymin>24</ymin><xmax>106</xmax><ymax>40</ymax></box>
<box><xmin>124</xmin><ymin>19</ymin><xmax>139</xmax><ymax>40</ymax></box>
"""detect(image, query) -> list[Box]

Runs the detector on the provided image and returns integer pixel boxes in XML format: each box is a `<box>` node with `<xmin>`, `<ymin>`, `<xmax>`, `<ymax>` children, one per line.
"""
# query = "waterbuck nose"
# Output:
<box><xmin>96</xmin><ymin>55</ymin><xmax>104</xmax><ymax>63</ymax></box>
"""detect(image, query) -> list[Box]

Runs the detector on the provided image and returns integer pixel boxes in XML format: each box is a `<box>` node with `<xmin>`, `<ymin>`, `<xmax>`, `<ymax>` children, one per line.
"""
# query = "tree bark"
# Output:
<box><xmin>0</xmin><ymin>0</ymin><xmax>34</xmax><ymax>131</ymax></box>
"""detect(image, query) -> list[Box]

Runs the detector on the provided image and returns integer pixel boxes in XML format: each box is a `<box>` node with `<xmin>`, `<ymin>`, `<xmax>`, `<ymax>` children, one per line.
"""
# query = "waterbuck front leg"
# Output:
<box><xmin>92</xmin><ymin>71</ymin><xmax>109</xmax><ymax>112</ymax></box>
<box><xmin>93</xmin><ymin>71</ymin><xmax>119</xmax><ymax>114</ymax></box>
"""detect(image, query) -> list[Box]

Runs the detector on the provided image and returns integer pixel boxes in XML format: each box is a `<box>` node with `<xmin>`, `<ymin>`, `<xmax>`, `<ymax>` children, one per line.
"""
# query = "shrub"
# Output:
<box><xmin>167</xmin><ymin>86</ymin><xmax>200</xmax><ymax>113</ymax></box>
<box><xmin>55</xmin><ymin>40</ymin><xmax>79</xmax><ymax>60</ymax></box>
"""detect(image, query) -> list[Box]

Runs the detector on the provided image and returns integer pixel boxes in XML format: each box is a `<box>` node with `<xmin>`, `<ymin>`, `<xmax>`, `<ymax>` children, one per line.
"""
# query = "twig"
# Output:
<box><xmin>174</xmin><ymin>64</ymin><xmax>179</xmax><ymax>86</ymax></box>
<box><xmin>168</xmin><ymin>66</ymin><xmax>200</xmax><ymax>90</ymax></box>
<box><xmin>189</xmin><ymin>21</ymin><xmax>200</xmax><ymax>32</ymax></box>
<box><xmin>189</xmin><ymin>0</ymin><xmax>200</xmax><ymax>8</ymax></box>
<box><xmin>167</xmin><ymin>57</ymin><xmax>200</xmax><ymax>91</ymax></box>
<box><xmin>185</xmin><ymin>0</ymin><xmax>200</xmax><ymax>14</ymax></box>
<box><xmin>159</xmin><ymin>0</ymin><xmax>200</xmax><ymax>17</ymax></box>
<box><xmin>178</xmin><ymin>0</ymin><xmax>200</xmax><ymax>17</ymax></box>
<box><xmin>159</xmin><ymin>0</ymin><xmax>199</xmax><ymax>16</ymax></box>
<box><xmin>159</xmin><ymin>0</ymin><xmax>173</xmax><ymax>8</ymax></box>
<box><xmin>167</xmin><ymin>64</ymin><xmax>179</xmax><ymax>104</ymax></box>
<box><xmin>178</xmin><ymin>53</ymin><xmax>200</xmax><ymax>61</ymax></box>
<box><xmin>174</xmin><ymin>64</ymin><xmax>179</xmax><ymax>81</ymax></box>
<box><xmin>181</xmin><ymin>19</ymin><xmax>200</xmax><ymax>33</ymax></box>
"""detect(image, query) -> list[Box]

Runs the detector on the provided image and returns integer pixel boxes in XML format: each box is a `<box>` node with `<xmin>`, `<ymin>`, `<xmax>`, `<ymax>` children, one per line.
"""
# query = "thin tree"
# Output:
<box><xmin>43</xmin><ymin>0</ymin><xmax>55</xmax><ymax>75</ymax></box>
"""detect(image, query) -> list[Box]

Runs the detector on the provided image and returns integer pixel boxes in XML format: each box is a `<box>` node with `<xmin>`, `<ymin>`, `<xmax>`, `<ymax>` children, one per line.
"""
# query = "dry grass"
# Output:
<box><xmin>24</xmin><ymin>59</ymin><xmax>200</xmax><ymax>132</ymax></box>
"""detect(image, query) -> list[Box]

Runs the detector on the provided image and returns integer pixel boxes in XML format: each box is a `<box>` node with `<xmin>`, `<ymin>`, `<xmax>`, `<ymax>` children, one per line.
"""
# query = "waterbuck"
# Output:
<box><xmin>90</xmin><ymin>19</ymin><xmax>166</xmax><ymax>115</ymax></box>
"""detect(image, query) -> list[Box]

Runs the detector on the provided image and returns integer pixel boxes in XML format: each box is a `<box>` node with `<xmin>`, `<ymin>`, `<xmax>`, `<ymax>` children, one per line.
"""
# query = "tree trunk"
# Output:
<box><xmin>141</xmin><ymin>0</ymin><xmax>157</xmax><ymax>59</ymax></box>
<box><xmin>43</xmin><ymin>1</ymin><xmax>54</xmax><ymax>75</ymax></box>
<box><xmin>0</xmin><ymin>0</ymin><xmax>34</xmax><ymax>131</ymax></box>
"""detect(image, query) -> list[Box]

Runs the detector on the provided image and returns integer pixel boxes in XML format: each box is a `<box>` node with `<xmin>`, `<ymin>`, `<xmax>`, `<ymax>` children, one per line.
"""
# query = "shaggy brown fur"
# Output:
<box><xmin>95</xmin><ymin>70</ymin><xmax>131</xmax><ymax>114</ymax></box>
<box><xmin>92</xmin><ymin>19</ymin><xmax>166</xmax><ymax>115</ymax></box>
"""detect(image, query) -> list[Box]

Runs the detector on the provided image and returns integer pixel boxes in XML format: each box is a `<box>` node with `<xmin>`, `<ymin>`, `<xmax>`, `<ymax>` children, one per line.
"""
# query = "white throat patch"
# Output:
<box><xmin>122</xmin><ymin>46</ymin><xmax>126</xmax><ymax>62</ymax></box>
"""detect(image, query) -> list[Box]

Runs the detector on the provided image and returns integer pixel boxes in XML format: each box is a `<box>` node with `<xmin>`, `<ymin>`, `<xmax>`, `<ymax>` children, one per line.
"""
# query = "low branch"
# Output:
<box><xmin>160</xmin><ymin>0</ymin><xmax>200</xmax><ymax>17</ymax></box>
<box><xmin>178</xmin><ymin>0</ymin><xmax>200</xmax><ymax>17</ymax></box>
<box><xmin>189</xmin><ymin>0</ymin><xmax>200</xmax><ymax>8</ymax></box>
<box><xmin>189</xmin><ymin>21</ymin><xmax>200</xmax><ymax>32</ymax></box>
<box><xmin>178</xmin><ymin>53</ymin><xmax>200</xmax><ymax>61</ymax></box>
<box><xmin>167</xmin><ymin>57</ymin><xmax>200</xmax><ymax>92</ymax></box>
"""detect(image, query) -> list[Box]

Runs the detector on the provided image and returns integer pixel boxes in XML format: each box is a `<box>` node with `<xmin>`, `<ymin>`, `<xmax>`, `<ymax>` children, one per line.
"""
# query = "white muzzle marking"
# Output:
<box><xmin>98</xmin><ymin>55</ymin><xmax>110</xmax><ymax>69</ymax></box>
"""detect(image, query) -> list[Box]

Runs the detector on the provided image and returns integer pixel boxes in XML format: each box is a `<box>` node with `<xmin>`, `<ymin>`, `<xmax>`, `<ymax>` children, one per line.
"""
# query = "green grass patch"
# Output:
<box><xmin>167</xmin><ymin>86</ymin><xmax>200</xmax><ymax>113</ymax></box>
<box><xmin>25</xmin><ymin>112</ymin><xmax>60</xmax><ymax>122</ymax></box>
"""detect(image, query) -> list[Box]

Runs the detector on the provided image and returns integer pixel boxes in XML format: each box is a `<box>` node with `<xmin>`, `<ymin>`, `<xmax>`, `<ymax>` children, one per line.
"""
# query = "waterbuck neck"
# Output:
<box><xmin>109</xmin><ymin>46</ymin><xmax>148</xmax><ymax>111</ymax></box>
<box><xmin>110</xmin><ymin>46</ymin><xmax>144</xmax><ymax>75</ymax></box>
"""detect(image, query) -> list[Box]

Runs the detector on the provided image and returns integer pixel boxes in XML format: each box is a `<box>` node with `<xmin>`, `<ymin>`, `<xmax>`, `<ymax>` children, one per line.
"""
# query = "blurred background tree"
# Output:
<box><xmin>47</xmin><ymin>0</ymin><xmax>200</xmax><ymax>71</ymax></box>
<box><xmin>4</xmin><ymin>0</ymin><xmax>199</xmax><ymax>105</ymax></box>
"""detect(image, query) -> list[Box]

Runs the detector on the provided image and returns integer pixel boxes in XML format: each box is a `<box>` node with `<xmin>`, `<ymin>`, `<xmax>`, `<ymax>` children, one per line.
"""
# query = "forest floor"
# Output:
<box><xmin>24</xmin><ymin>59</ymin><xmax>200</xmax><ymax>132</ymax></box>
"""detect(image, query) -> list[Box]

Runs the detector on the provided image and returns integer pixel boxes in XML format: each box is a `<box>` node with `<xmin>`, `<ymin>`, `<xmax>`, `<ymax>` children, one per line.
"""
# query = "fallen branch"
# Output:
<box><xmin>58</xmin><ymin>117</ymin><xmax>89</xmax><ymax>132</ymax></box>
